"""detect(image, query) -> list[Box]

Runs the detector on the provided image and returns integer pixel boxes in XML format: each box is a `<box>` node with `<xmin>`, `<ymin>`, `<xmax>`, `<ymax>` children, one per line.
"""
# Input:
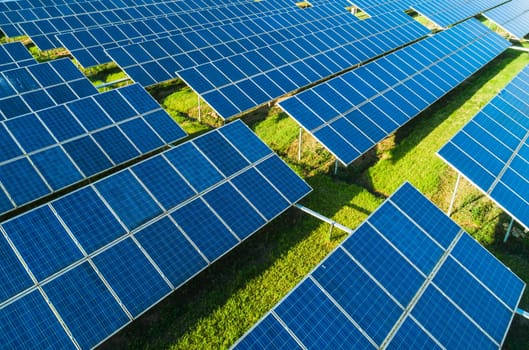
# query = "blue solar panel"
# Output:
<box><xmin>439</xmin><ymin>64</ymin><xmax>529</xmax><ymax>232</ymax></box>
<box><xmin>281</xmin><ymin>19</ymin><xmax>510</xmax><ymax>165</ymax></box>
<box><xmin>0</xmin><ymin>42</ymin><xmax>36</xmax><ymax>72</ymax></box>
<box><xmin>0</xmin><ymin>120</ymin><xmax>311</xmax><ymax>348</ymax></box>
<box><xmin>485</xmin><ymin>0</ymin><xmax>529</xmax><ymax>39</ymax></box>
<box><xmin>0</xmin><ymin>81</ymin><xmax>186</xmax><ymax>216</ymax></box>
<box><xmin>233</xmin><ymin>182</ymin><xmax>525</xmax><ymax>349</ymax></box>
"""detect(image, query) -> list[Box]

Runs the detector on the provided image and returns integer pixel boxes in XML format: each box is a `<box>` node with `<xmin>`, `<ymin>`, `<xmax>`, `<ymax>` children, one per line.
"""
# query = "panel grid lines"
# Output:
<box><xmin>0</xmin><ymin>120</ymin><xmax>311</xmax><ymax>349</ymax></box>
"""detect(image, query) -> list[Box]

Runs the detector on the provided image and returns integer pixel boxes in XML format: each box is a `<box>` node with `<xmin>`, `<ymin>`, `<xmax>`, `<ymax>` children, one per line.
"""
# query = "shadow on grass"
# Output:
<box><xmin>99</xmin><ymin>173</ymin><xmax>365</xmax><ymax>350</ymax></box>
<box><xmin>389</xmin><ymin>49</ymin><xmax>524</xmax><ymax>164</ymax></box>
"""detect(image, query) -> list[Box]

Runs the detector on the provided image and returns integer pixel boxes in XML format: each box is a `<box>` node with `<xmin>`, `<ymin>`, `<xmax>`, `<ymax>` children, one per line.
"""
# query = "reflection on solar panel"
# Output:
<box><xmin>232</xmin><ymin>182</ymin><xmax>525</xmax><ymax>349</ymax></box>
<box><xmin>0</xmin><ymin>58</ymin><xmax>98</xmax><ymax>119</ymax></box>
<box><xmin>58</xmin><ymin>0</ymin><xmax>340</xmax><ymax>67</ymax></box>
<box><xmin>108</xmin><ymin>11</ymin><xmax>428</xmax><ymax>120</ymax></box>
<box><xmin>485</xmin><ymin>0</ymin><xmax>529</xmax><ymax>39</ymax></box>
<box><xmin>348</xmin><ymin>0</ymin><xmax>420</xmax><ymax>16</ymax></box>
<box><xmin>0</xmin><ymin>42</ymin><xmax>36</xmax><ymax>72</ymax></box>
<box><xmin>412</xmin><ymin>0</ymin><xmax>507</xmax><ymax>28</ymax></box>
<box><xmin>0</xmin><ymin>120</ymin><xmax>311</xmax><ymax>349</ymax></box>
<box><xmin>438</xmin><ymin>64</ymin><xmax>529</xmax><ymax>230</ymax></box>
<box><xmin>0</xmin><ymin>82</ymin><xmax>186</xmax><ymax>216</ymax></box>
<box><xmin>280</xmin><ymin>19</ymin><xmax>510</xmax><ymax>165</ymax></box>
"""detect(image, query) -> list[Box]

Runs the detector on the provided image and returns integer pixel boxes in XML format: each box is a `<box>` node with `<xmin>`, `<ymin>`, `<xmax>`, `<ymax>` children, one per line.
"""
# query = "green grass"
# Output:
<box><xmin>100</xmin><ymin>48</ymin><xmax>529</xmax><ymax>350</ymax></box>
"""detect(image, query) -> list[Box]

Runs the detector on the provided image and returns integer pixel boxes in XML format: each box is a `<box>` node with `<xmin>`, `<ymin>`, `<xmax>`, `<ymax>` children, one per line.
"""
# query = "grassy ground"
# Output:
<box><xmin>100</xmin><ymin>48</ymin><xmax>529</xmax><ymax>349</ymax></box>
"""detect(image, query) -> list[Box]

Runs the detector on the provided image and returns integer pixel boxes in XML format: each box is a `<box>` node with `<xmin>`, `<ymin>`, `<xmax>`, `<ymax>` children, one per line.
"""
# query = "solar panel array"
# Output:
<box><xmin>0</xmin><ymin>58</ymin><xmax>98</xmax><ymax>119</ymax></box>
<box><xmin>0</xmin><ymin>41</ymin><xmax>35</xmax><ymax>72</ymax></box>
<box><xmin>484</xmin><ymin>0</ymin><xmax>529</xmax><ymax>39</ymax></box>
<box><xmin>58</xmin><ymin>0</ymin><xmax>343</xmax><ymax>67</ymax></box>
<box><xmin>412</xmin><ymin>0</ymin><xmax>508</xmax><ymax>28</ymax></box>
<box><xmin>438</xmin><ymin>64</ymin><xmax>529</xmax><ymax>231</ymax></box>
<box><xmin>0</xmin><ymin>81</ymin><xmax>186</xmax><ymax>216</ymax></box>
<box><xmin>0</xmin><ymin>120</ymin><xmax>311</xmax><ymax>349</ymax></box>
<box><xmin>233</xmin><ymin>182</ymin><xmax>525</xmax><ymax>350</ymax></box>
<box><xmin>154</xmin><ymin>11</ymin><xmax>429</xmax><ymax>120</ymax></box>
<box><xmin>279</xmin><ymin>19</ymin><xmax>510</xmax><ymax>165</ymax></box>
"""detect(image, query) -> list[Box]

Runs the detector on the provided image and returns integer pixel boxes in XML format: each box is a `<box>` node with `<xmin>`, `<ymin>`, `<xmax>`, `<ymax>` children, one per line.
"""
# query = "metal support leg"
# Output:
<box><xmin>447</xmin><ymin>173</ymin><xmax>461</xmax><ymax>217</ymax></box>
<box><xmin>504</xmin><ymin>217</ymin><xmax>515</xmax><ymax>243</ymax></box>
<box><xmin>298</xmin><ymin>128</ymin><xmax>302</xmax><ymax>161</ymax></box>
<box><xmin>334</xmin><ymin>160</ymin><xmax>339</xmax><ymax>175</ymax></box>
<box><xmin>329</xmin><ymin>222</ymin><xmax>335</xmax><ymax>240</ymax></box>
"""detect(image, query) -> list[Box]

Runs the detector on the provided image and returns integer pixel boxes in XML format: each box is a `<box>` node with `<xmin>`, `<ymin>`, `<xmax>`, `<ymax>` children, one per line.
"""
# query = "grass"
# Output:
<box><xmin>100</xmin><ymin>48</ymin><xmax>529</xmax><ymax>350</ymax></box>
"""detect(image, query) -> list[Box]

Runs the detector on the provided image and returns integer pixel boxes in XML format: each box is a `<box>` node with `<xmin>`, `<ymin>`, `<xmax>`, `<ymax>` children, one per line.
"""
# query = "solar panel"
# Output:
<box><xmin>0</xmin><ymin>41</ymin><xmax>36</xmax><ymax>72</ymax></box>
<box><xmin>0</xmin><ymin>119</ymin><xmax>311</xmax><ymax>349</ymax></box>
<box><xmin>438</xmin><ymin>64</ymin><xmax>529</xmax><ymax>231</ymax></box>
<box><xmin>484</xmin><ymin>0</ymin><xmax>529</xmax><ymax>39</ymax></box>
<box><xmin>57</xmin><ymin>0</ymin><xmax>337</xmax><ymax>67</ymax></box>
<box><xmin>279</xmin><ymin>18</ymin><xmax>510</xmax><ymax>165</ymax></box>
<box><xmin>232</xmin><ymin>182</ymin><xmax>525</xmax><ymax>349</ymax></box>
<box><xmin>348</xmin><ymin>0</ymin><xmax>421</xmax><ymax>16</ymax></box>
<box><xmin>412</xmin><ymin>0</ymin><xmax>508</xmax><ymax>28</ymax></box>
<box><xmin>0</xmin><ymin>82</ymin><xmax>186</xmax><ymax>216</ymax></box>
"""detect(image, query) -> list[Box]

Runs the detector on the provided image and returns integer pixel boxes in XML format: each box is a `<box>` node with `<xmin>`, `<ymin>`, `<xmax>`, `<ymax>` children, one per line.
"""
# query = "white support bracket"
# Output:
<box><xmin>448</xmin><ymin>173</ymin><xmax>461</xmax><ymax>217</ymax></box>
<box><xmin>295</xmin><ymin>204</ymin><xmax>354</xmax><ymax>240</ymax></box>
<box><xmin>516</xmin><ymin>308</ymin><xmax>529</xmax><ymax>320</ymax></box>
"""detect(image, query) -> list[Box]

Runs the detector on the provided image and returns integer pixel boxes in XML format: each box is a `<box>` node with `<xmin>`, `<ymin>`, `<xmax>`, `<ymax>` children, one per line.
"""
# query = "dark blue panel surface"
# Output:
<box><xmin>143</xmin><ymin>110</ymin><xmax>186</xmax><ymax>143</ymax></box>
<box><xmin>369</xmin><ymin>202</ymin><xmax>444</xmax><ymax>275</ymax></box>
<box><xmin>275</xmin><ymin>279</ymin><xmax>374</xmax><ymax>349</ymax></box>
<box><xmin>95</xmin><ymin>171</ymin><xmax>162</xmax><ymax>230</ymax></box>
<box><xmin>43</xmin><ymin>263</ymin><xmax>129</xmax><ymax>349</ymax></box>
<box><xmin>172</xmin><ymin>198</ymin><xmax>238</xmax><ymax>261</ymax></box>
<box><xmin>37</xmin><ymin>105</ymin><xmax>85</xmax><ymax>142</ymax></box>
<box><xmin>315</xmin><ymin>248</ymin><xmax>403</xmax><ymax>345</ymax></box>
<box><xmin>93</xmin><ymin>238</ymin><xmax>171</xmax><ymax>317</ymax></box>
<box><xmin>30</xmin><ymin>147</ymin><xmax>83</xmax><ymax>190</ymax></box>
<box><xmin>387</xmin><ymin>317</ymin><xmax>441</xmax><ymax>350</ymax></box>
<box><xmin>119</xmin><ymin>118</ymin><xmax>165</xmax><ymax>153</ymax></box>
<box><xmin>0</xmin><ymin>124</ymin><xmax>22</xmax><ymax>162</ymax></box>
<box><xmin>93</xmin><ymin>89</ymin><xmax>136</xmax><ymax>123</ymax></box>
<box><xmin>2</xmin><ymin>206</ymin><xmax>83</xmax><ymax>281</ymax></box>
<box><xmin>53</xmin><ymin>187</ymin><xmax>126</xmax><ymax>254</ymax></box>
<box><xmin>6</xmin><ymin>114</ymin><xmax>55</xmax><ymax>153</ymax></box>
<box><xmin>218</xmin><ymin>121</ymin><xmax>271</xmax><ymax>163</ymax></box>
<box><xmin>193</xmin><ymin>131</ymin><xmax>249</xmax><ymax>177</ymax></box>
<box><xmin>0</xmin><ymin>158</ymin><xmax>50</xmax><ymax>205</ymax></box>
<box><xmin>0</xmin><ymin>234</ymin><xmax>33</xmax><ymax>303</ymax></box>
<box><xmin>203</xmin><ymin>182</ymin><xmax>265</xmax><ymax>240</ymax></box>
<box><xmin>63</xmin><ymin>136</ymin><xmax>113</xmax><ymax>177</ymax></box>
<box><xmin>231</xmin><ymin>168</ymin><xmax>289</xmax><ymax>220</ymax></box>
<box><xmin>92</xmin><ymin>127</ymin><xmax>139</xmax><ymax>164</ymax></box>
<box><xmin>342</xmin><ymin>224</ymin><xmax>424</xmax><ymax>307</ymax></box>
<box><xmin>165</xmin><ymin>143</ymin><xmax>224</xmax><ymax>192</ymax></box>
<box><xmin>0</xmin><ymin>290</ymin><xmax>75</xmax><ymax>349</ymax></box>
<box><xmin>135</xmin><ymin>217</ymin><xmax>207</xmax><ymax>288</ymax></box>
<box><xmin>132</xmin><ymin>155</ymin><xmax>195</xmax><ymax>210</ymax></box>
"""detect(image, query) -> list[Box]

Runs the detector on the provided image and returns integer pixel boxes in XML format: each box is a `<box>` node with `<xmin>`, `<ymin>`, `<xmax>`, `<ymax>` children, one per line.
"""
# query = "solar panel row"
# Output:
<box><xmin>59</xmin><ymin>0</ymin><xmax>348</xmax><ymax>67</ymax></box>
<box><xmin>412</xmin><ymin>0</ymin><xmax>508</xmax><ymax>28</ymax></box>
<box><xmin>0</xmin><ymin>120</ymin><xmax>312</xmax><ymax>349</ymax></box>
<box><xmin>0</xmin><ymin>82</ymin><xmax>186</xmax><ymax>216</ymax></box>
<box><xmin>147</xmin><ymin>11</ymin><xmax>429</xmax><ymax>120</ymax></box>
<box><xmin>279</xmin><ymin>19</ymin><xmax>510</xmax><ymax>165</ymax></box>
<box><xmin>484</xmin><ymin>0</ymin><xmax>529</xmax><ymax>39</ymax></box>
<box><xmin>438</xmin><ymin>64</ymin><xmax>529</xmax><ymax>230</ymax></box>
<box><xmin>0</xmin><ymin>41</ymin><xmax>35</xmax><ymax>72</ymax></box>
<box><xmin>233</xmin><ymin>182</ymin><xmax>525</xmax><ymax>349</ymax></box>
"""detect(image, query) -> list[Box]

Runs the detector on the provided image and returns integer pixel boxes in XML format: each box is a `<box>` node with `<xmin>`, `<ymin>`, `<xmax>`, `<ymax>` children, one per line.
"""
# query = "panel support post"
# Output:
<box><xmin>516</xmin><ymin>308</ymin><xmax>529</xmax><ymax>320</ymax></box>
<box><xmin>329</xmin><ymin>222</ymin><xmax>335</xmax><ymax>240</ymax></box>
<box><xmin>198</xmin><ymin>95</ymin><xmax>202</xmax><ymax>122</ymax></box>
<box><xmin>504</xmin><ymin>217</ymin><xmax>515</xmax><ymax>243</ymax></box>
<box><xmin>298</xmin><ymin>128</ymin><xmax>302</xmax><ymax>161</ymax></box>
<box><xmin>334</xmin><ymin>160</ymin><xmax>339</xmax><ymax>175</ymax></box>
<box><xmin>447</xmin><ymin>173</ymin><xmax>461</xmax><ymax>217</ymax></box>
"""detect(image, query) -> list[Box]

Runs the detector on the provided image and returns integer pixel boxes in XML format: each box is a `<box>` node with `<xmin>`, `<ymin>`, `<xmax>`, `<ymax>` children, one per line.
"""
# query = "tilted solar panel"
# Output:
<box><xmin>0</xmin><ymin>120</ymin><xmax>311</xmax><ymax>349</ymax></box>
<box><xmin>438</xmin><ymin>63</ymin><xmax>529</xmax><ymax>230</ymax></box>
<box><xmin>0</xmin><ymin>82</ymin><xmax>186</xmax><ymax>216</ymax></box>
<box><xmin>484</xmin><ymin>0</ymin><xmax>529</xmax><ymax>39</ymax></box>
<box><xmin>348</xmin><ymin>0</ymin><xmax>421</xmax><ymax>17</ymax></box>
<box><xmin>232</xmin><ymin>182</ymin><xmax>525</xmax><ymax>349</ymax></box>
<box><xmin>106</xmin><ymin>11</ymin><xmax>428</xmax><ymax>120</ymax></box>
<box><xmin>412</xmin><ymin>0</ymin><xmax>508</xmax><ymax>28</ymax></box>
<box><xmin>279</xmin><ymin>19</ymin><xmax>510</xmax><ymax>165</ymax></box>
<box><xmin>0</xmin><ymin>41</ymin><xmax>36</xmax><ymax>72</ymax></box>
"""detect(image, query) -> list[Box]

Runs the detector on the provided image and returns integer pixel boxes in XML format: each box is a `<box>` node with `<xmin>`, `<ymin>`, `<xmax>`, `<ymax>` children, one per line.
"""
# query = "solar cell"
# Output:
<box><xmin>0</xmin><ymin>80</ymin><xmax>186</xmax><ymax>216</ymax></box>
<box><xmin>233</xmin><ymin>182</ymin><xmax>525</xmax><ymax>349</ymax></box>
<box><xmin>0</xmin><ymin>120</ymin><xmax>311</xmax><ymax>348</ymax></box>
<box><xmin>484</xmin><ymin>0</ymin><xmax>529</xmax><ymax>39</ymax></box>
<box><xmin>439</xmin><ymin>64</ymin><xmax>529</xmax><ymax>232</ymax></box>
<box><xmin>280</xmin><ymin>19</ymin><xmax>510</xmax><ymax>165</ymax></box>
<box><xmin>0</xmin><ymin>42</ymin><xmax>36</xmax><ymax>72</ymax></box>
